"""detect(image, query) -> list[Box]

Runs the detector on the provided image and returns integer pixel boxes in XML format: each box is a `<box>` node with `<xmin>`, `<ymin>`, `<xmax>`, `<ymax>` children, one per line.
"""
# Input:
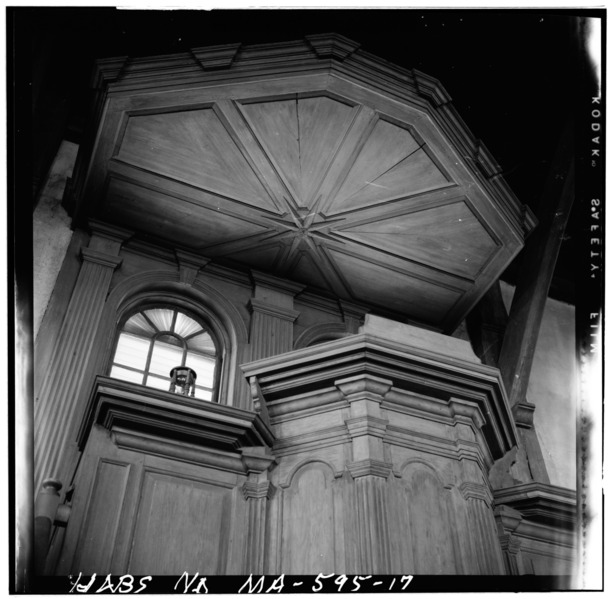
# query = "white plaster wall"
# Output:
<box><xmin>33</xmin><ymin>140</ymin><xmax>79</xmax><ymax>339</ymax></box>
<box><xmin>500</xmin><ymin>281</ymin><xmax>577</xmax><ymax>489</ymax></box>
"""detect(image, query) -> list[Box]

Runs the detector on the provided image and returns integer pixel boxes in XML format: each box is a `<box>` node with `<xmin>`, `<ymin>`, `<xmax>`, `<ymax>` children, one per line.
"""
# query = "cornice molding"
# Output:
<box><xmin>305</xmin><ymin>34</ymin><xmax>360</xmax><ymax>61</ymax></box>
<box><xmin>111</xmin><ymin>429</ymin><xmax>246</xmax><ymax>474</ymax></box>
<box><xmin>77</xmin><ymin>376</ymin><xmax>275</xmax><ymax>452</ymax></box>
<box><xmin>335</xmin><ymin>373</ymin><xmax>393</xmax><ymax>400</ymax></box>
<box><xmin>493</xmin><ymin>482</ymin><xmax>577</xmax><ymax>530</ymax></box>
<box><xmin>88</xmin><ymin>219</ymin><xmax>133</xmax><ymax>243</ymax></box>
<box><xmin>191</xmin><ymin>43</ymin><xmax>241</xmax><ymax>71</ymax></box>
<box><xmin>90</xmin><ymin>56</ymin><xmax>129</xmax><ymax>90</ymax></box>
<box><xmin>89</xmin><ymin>36</ymin><xmax>530</xmax><ymax>243</ymax></box>
<box><xmin>241</xmin><ymin>331</ymin><xmax>517</xmax><ymax>460</ymax></box>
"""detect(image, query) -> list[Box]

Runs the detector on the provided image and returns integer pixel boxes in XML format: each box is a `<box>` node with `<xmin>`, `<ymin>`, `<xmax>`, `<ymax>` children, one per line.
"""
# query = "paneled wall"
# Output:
<box><xmin>36</xmin><ymin>226</ymin><xmax>575</xmax><ymax>577</ymax></box>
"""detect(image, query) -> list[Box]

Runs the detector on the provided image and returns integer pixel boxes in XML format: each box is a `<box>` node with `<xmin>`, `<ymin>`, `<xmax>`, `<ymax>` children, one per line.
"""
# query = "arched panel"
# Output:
<box><xmin>401</xmin><ymin>462</ymin><xmax>458</xmax><ymax>574</ymax></box>
<box><xmin>280</xmin><ymin>462</ymin><xmax>337</xmax><ymax>574</ymax></box>
<box><xmin>293</xmin><ymin>322</ymin><xmax>349</xmax><ymax>349</ymax></box>
<box><xmin>90</xmin><ymin>270</ymin><xmax>249</xmax><ymax>408</ymax></box>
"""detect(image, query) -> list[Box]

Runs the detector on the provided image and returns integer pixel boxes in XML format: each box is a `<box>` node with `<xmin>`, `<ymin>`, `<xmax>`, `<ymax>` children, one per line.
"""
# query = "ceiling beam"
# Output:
<box><xmin>498</xmin><ymin>121</ymin><xmax>575</xmax><ymax>408</ymax></box>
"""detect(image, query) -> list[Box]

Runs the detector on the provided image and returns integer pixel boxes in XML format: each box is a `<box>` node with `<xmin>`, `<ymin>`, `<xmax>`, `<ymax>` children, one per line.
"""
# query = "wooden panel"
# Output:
<box><xmin>296</xmin><ymin>96</ymin><xmax>356</xmax><ymax>205</ymax></box>
<box><xmin>402</xmin><ymin>465</ymin><xmax>458</xmax><ymax>574</ymax></box>
<box><xmin>239</xmin><ymin>100</ymin><xmax>301</xmax><ymax>200</ymax></box>
<box><xmin>281</xmin><ymin>463</ymin><xmax>337</xmax><ymax>574</ymax></box>
<box><xmin>328</xmin><ymin>123</ymin><xmax>450</xmax><ymax>213</ymax></box>
<box><xmin>326</xmin><ymin>247</ymin><xmax>462</xmax><ymax>321</ymax></box>
<box><xmin>72</xmin><ymin>459</ymin><xmax>131</xmax><ymax>575</ymax></box>
<box><xmin>330</xmin><ymin>119</ymin><xmax>419</xmax><ymax>210</ymax></box>
<box><xmin>289</xmin><ymin>252</ymin><xmax>333</xmax><ymax>290</ymax></box>
<box><xmin>226</xmin><ymin>243</ymin><xmax>284</xmax><ymax>270</ymax></box>
<box><xmin>239</xmin><ymin>97</ymin><xmax>355</xmax><ymax>206</ymax></box>
<box><xmin>128</xmin><ymin>470</ymin><xmax>230</xmax><ymax>575</ymax></box>
<box><xmin>117</xmin><ymin>109</ymin><xmax>277</xmax><ymax>210</ymax></box>
<box><xmin>105</xmin><ymin>178</ymin><xmax>269</xmax><ymax>248</ymax></box>
<box><xmin>339</xmin><ymin>201</ymin><xmax>498</xmax><ymax>278</ymax></box>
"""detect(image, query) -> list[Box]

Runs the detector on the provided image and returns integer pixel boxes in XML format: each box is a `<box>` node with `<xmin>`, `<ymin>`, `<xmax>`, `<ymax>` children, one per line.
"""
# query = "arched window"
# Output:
<box><xmin>109</xmin><ymin>307</ymin><xmax>219</xmax><ymax>401</ymax></box>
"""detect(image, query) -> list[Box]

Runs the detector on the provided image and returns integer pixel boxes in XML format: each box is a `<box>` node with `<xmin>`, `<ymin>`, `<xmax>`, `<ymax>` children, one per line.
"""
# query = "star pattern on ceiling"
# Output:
<box><xmin>106</xmin><ymin>92</ymin><xmax>503</xmax><ymax>327</ymax></box>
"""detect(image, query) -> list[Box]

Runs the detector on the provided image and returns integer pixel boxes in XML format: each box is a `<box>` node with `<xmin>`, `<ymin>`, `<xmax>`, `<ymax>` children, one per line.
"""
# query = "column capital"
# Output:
<box><xmin>240</xmin><ymin>446</ymin><xmax>276</xmax><ymax>476</ymax></box>
<box><xmin>335</xmin><ymin>374</ymin><xmax>393</xmax><ymax>399</ymax></box>
<box><xmin>345</xmin><ymin>415</ymin><xmax>388</xmax><ymax>439</ymax></box>
<box><xmin>242</xmin><ymin>480</ymin><xmax>275</xmax><ymax>500</ymax></box>
<box><xmin>250</xmin><ymin>270</ymin><xmax>306</xmax><ymax>298</ymax></box>
<box><xmin>459</xmin><ymin>481</ymin><xmax>495</xmax><ymax>507</ymax></box>
<box><xmin>347</xmin><ymin>459</ymin><xmax>393</xmax><ymax>479</ymax></box>
<box><xmin>512</xmin><ymin>401</ymin><xmax>535</xmax><ymax>429</ymax></box>
<box><xmin>175</xmin><ymin>249</ymin><xmax>210</xmax><ymax>286</ymax></box>
<box><xmin>494</xmin><ymin>504</ymin><xmax>524</xmax><ymax>534</ymax></box>
<box><xmin>447</xmin><ymin>397</ymin><xmax>487</xmax><ymax>429</ymax></box>
<box><xmin>87</xmin><ymin>219</ymin><xmax>132</xmax><ymax>256</ymax></box>
<box><xmin>80</xmin><ymin>247</ymin><xmax>123</xmax><ymax>270</ymax></box>
<box><xmin>248</xmin><ymin>298</ymin><xmax>300</xmax><ymax>322</ymax></box>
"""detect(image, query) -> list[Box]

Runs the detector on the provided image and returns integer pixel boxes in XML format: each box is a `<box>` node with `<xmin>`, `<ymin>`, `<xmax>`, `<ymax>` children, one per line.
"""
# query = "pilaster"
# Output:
<box><xmin>337</xmin><ymin>374</ymin><xmax>394</xmax><ymax>572</ymax></box>
<box><xmin>34</xmin><ymin>222</ymin><xmax>131</xmax><ymax>490</ymax></box>
<box><xmin>240</xmin><ymin>447</ymin><xmax>276</xmax><ymax>573</ymax></box>
<box><xmin>494</xmin><ymin>505</ymin><xmax>525</xmax><ymax>574</ymax></box>
<box><xmin>248</xmin><ymin>271</ymin><xmax>305</xmax><ymax>359</ymax></box>
<box><xmin>460</xmin><ymin>483</ymin><xmax>506</xmax><ymax>574</ymax></box>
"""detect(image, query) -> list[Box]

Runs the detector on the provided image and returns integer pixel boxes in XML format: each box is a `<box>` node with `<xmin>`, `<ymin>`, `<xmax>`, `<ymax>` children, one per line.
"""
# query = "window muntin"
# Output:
<box><xmin>110</xmin><ymin>307</ymin><xmax>217</xmax><ymax>401</ymax></box>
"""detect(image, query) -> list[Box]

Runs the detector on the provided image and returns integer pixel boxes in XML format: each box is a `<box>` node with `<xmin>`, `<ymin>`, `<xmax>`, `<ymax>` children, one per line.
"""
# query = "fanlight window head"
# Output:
<box><xmin>110</xmin><ymin>306</ymin><xmax>218</xmax><ymax>401</ymax></box>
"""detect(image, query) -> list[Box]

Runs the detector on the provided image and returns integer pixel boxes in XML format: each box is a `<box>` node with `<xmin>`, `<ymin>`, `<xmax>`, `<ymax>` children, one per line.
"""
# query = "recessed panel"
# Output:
<box><xmin>239</xmin><ymin>97</ymin><xmax>356</xmax><ymax>206</ymax></box>
<box><xmin>338</xmin><ymin>201</ymin><xmax>498</xmax><ymax>278</ymax></box>
<box><xmin>118</xmin><ymin>109</ymin><xmax>277</xmax><ymax>211</ymax></box>
<box><xmin>290</xmin><ymin>251</ymin><xmax>332</xmax><ymax>290</ymax></box>
<box><xmin>105</xmin><ymin>178</ymin><xmax>269</xmax><ymax>248</ymax></box>
<box><xmin>328</xmin><ymin>121</ymin><xmax>450</xmax><ymax>214</ymax></box>
<box><xmin>129</xmin><ymin>471</ymin><xmax>229</xmax><ymax>575</ymax></box>
<box><xmin>225</xmin><ymin>243</ymin><xmax>284</xmax><ymax>270</ymax></box>
<box><xmin>327</xmin><ymin>248</ymin><xmax>461</xmax><ymax>321</ymax></box>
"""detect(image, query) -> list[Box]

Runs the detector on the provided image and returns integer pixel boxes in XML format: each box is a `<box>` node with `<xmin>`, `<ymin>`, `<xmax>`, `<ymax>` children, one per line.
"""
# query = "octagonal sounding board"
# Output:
<box><xmin>81</xmin><ymin>36</ymin><xmax>533</xmax><ymax>332</ymax></box>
